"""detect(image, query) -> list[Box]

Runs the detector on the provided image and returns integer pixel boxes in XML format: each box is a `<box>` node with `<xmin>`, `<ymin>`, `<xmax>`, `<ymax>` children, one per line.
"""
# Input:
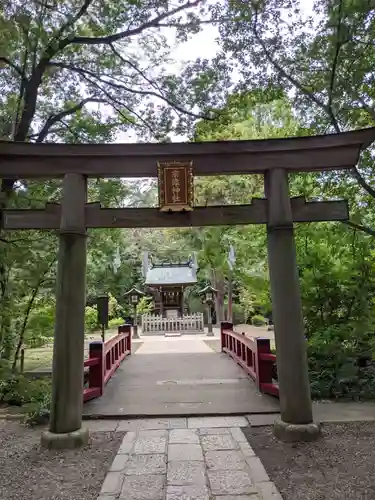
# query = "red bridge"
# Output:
<box><xmin>83</xmin><ymin>325</ymin><xmax>132</xmax><ymax>402</ymax></box>
<box><xmin>82</xmin><ymin>322</ymin><xmax>279</xmax><ymax>417</ymax></box>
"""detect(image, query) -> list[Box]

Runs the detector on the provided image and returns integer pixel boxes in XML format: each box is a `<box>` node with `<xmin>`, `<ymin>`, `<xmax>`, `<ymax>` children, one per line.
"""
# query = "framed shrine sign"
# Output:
<box><xmin>157</xmin><ymin>161</ymin><xmax>194</xmax><ymax>212</ymax></box>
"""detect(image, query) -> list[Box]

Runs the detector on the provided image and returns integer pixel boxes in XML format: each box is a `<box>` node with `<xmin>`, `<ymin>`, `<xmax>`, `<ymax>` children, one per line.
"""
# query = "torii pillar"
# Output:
<box><xmin>265</xmin><ymin>168</ymin><xmax>321</xmax><ymax>442</ymax></box>
<box><xmin>41</xmin><ymin>173</ymin><xmax>89</xmax><ymax>449</ymax></box>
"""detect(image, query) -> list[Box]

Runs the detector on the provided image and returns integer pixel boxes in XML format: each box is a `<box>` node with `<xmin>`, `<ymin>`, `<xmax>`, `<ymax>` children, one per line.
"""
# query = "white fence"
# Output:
<box><xmin>141</xmin><ymin>313</ymin><xmax>204</xmax><ymax>334</ymax></box>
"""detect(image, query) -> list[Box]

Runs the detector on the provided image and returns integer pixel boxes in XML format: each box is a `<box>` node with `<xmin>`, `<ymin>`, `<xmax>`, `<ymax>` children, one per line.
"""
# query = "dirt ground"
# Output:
<box><xmin>0</xmin><ymin>421</ymin><xmax>123</xmax><ymax>500</ymax></box>
<box><xmin>244</xmin><ymin>422</ymin><xmax>375</xmax><ymax>500</ymax></box>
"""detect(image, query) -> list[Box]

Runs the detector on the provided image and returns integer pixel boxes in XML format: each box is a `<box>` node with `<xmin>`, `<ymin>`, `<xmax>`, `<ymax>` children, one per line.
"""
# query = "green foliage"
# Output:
<box><xmin>25</xmin><ymin>303</ymin><xmax>55</xmax><ymax>347</ymax></box>
<box><xmin>0</xmin><ymin>362</ymin><xmax>51</xmax><ymax>425</ymax></box>
<box><xmin>108</xmin><ymin>293</ymin><xmax>121</xmax><ymax>319</ymax></box>
<box><xmin>24</xmin><ymin>391</ymin><xmax>51</xmax><ymax>426</ymax></box>
<box><xmin>85</xmin><ymin>306</ymin><xmax>98</xmax><ymax>333</ymax></box>
<box><xmin>137</xmin><ymin>296</ymin><xmax>153</xmax><ymax>315</ymax></box>
<box><xmin>0</xmin><ymin>370</ymin><xmax>51</xmax><ymax>407</ymax></box>
<box><xmin>108</xmin><ymin>317</ymin><xmax>125</xmax><ymax>329</ymax></box>
<box><xmin>308</xmin><ymin>326</ymin><xmax>375</xmax><ymax>400</ymax></box>
<box><xmin>251</xmin><ymin>314</ymin><xmax>267</xmax><ymax>327</ymax></box>
<box><xmin>231</xmin><ymin>303</ymin><xmax>246</xmax><ymax>324</ymax></box>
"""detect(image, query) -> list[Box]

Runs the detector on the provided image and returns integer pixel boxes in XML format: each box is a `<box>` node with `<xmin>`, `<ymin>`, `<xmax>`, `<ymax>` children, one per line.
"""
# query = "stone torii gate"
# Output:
<box><xmin>1</xmin><ymin>128</ymin><xmax>374</xmax><ymax>448</ymax></box>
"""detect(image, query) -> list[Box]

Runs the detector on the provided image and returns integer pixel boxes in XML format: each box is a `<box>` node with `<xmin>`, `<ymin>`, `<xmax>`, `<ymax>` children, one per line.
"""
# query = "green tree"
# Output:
<box><xmin>0</xmin><ymin>0</ymin><xmax>229</xmax><ymax>356</ymax></box>
<box><xmin>184</xmin><ymin>91</ymin><xmax>306</xmax><ymax>322</ymax></box>
<box><xmin>215</xmin><ymin>0</ymin><xmax>375</xmax><ymax>235</ymax></box>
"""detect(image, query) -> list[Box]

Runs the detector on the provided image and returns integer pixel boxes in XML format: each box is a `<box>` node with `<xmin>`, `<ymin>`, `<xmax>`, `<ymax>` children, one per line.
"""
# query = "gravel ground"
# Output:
<box><xmin>244</xmin><ymin>422</ymin><xmax>375</xmax><ymax>500</ymax></box>
<box><xmin>0</xmin><ymin>421</ymin><xmax>124</xmax><ymax>500</ymax></box>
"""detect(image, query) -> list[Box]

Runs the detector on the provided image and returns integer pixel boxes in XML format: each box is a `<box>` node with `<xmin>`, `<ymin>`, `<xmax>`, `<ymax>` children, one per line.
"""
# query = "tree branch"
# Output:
<box><xmin>13</xmin><ymin>0</ymin><xmax>95</xmax><ymax>144</ymax></box>
<box><xmin>342</xmin><ymin>220</ymin><xmax>375</xmax><ymax>237</ymax></box>
<box><xmin>328</xmin><ymin>0</ymin><xmax>344</xmax><ymax>116</ymax></box>
<box><xmin>48</xmin><ymin>61</ymin><xmax>214</xmax><ymax>120</ymax></box>
<box><xmin>250</xmin><ymin>2</ymin><xmax>341</xmax><ymax>133</ymax></box>
<box><xmin>54</xmin><ymin>0</ymin><xmax>95</xmax><ymax>41</ymax></box>
<box><xmin>109</xmin><ymin>43</ymin><xmax>165</xmax><ymax>96</ymax></box>
<box><xmin>0</xmin><ymin>57</ymin><xmax>24</xmax><ymax>78</ymax></box>
<box><xmin>35</xmin><ymin>97</ymin><xmax>106</xmax><ymax>142</ymax></box>
<box><xmin>351</xmin><ymin>166</ymin><xmax>375</xmax><ymax>199</ymax></box>
<box><xmin>70</xmin><ymin>0</ymin><xmax>202</xmax><ymax>45</ymax></box>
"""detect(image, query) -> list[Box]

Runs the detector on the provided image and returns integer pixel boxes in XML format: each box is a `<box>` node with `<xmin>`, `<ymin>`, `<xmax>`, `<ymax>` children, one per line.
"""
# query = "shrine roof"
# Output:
<box><xmin>145</xmin><ymin>263</ymin><xmax>197</xmax><ymax>286</ymax></box>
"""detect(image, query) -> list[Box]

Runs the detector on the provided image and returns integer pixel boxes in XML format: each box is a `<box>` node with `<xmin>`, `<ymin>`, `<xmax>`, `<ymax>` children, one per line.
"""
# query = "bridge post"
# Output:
<box><xmin>220</xmin><ymin>321</ymin><xmax>232</xmax><ymax>351</ymax></box>
<box><xmin>41</xmin><ymin>173</ymin><xmax>89</xmax><ymax>450</ymax></box>
<box><xmin>265</xmin><ymin>169</ymin><xmax>320</xmax><ymax>442</ymax></box>
<box><xmin>88</xmin><ymin>342</ymin><xmax>105</xmax><ymax>396</ymax></box>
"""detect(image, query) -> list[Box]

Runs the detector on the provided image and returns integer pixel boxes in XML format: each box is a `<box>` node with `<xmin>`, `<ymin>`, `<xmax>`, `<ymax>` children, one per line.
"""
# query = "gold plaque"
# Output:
<box><xmin>157</xmin><ymin>161</ymin><xmax>194</xmax><ymax>212</ymax></box>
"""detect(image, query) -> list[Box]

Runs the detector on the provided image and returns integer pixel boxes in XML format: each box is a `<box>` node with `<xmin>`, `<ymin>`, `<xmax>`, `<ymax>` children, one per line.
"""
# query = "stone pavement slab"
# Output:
<box><xmin>246</xmin><ymin>401</ymin><xmax>375</xmax><ymax>427</ymax></box>
<box><xmin>169</xmin><ymin>428</ymin><xmax>200</xmax><ymax>444</ymax></box>
<box><xmin>133</xmin><ymin>436</ymin><xmax>167</xmax><ymax>454</ymax></box>
<box><xmin>207</xmin><ymin>469</ymin><xmax>256</xmax><ymax>495</ymax></box>
<box><xmin>120</xmin><ymin>474</ymin><xmax>165</xmax><ymax>500</ymax></box>
<box><xmin>166</xmin><ymin>484</ymin><xmax>210</xmax><ymax>500</ymax></box>
<box><xmin>167</xmin><ymin>461</ymin><xmax>206</xmax><ymax>485</ymax></box>
<box><xmin>205</xmin><ymin>450</ymin><xmax>245</xmax><ymax>470</ymax></box>
<box><xmin>189</xmin><ymin>416</ymin><xmax>248</xmax><ymax>428</ymax></box>
<box><xmin>200</xmin><ymin>434</ymin><xmax>238</xmax><ymax>451</ymax></box>
<box><xmin>125</xmin><ymin>454</ymin><xmax>166</xmax><ymax>475</ymax></box>
<box><xmin>168</xmin><ymin>443</ymin><xmax>204</xmax><ymax>461</ymax></box>
<box><xmin>116</xmin><ymin>418</ymin><xmax>187</xmax><ymax>432</ymax></box>
<box><xmin>84</xmin><ymin>336</ymin><xmax>279</xmax><ymax>417</ymax></box>
<box><xmin>97</xmin><ymin>422</ymin><xmax>284</xmax><ymax>500</ymax></box>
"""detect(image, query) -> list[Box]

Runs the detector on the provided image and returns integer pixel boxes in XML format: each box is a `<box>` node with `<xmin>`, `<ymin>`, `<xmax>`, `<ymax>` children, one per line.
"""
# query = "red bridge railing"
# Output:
<box><xmin>83</xmin><ymin>325</ymin><xmax>132</xmax><ymax>402</ymax></box>
<box><xmin>220</xmin><ymin>322</ymin><xmax>279</xmax><ymax>397</ymax></box>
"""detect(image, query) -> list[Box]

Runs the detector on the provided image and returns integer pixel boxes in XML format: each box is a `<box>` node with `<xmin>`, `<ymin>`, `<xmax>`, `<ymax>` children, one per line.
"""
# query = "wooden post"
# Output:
<box><xmin>118</xmin><ymin>324</ymin><xmax>132</xmax><ymax>352</ymax></box>
<box><xmin>265</xmin><ymin>169</ymin><xmax>320</xmax><ymax>441</ymax></box>
<box><xmin>133</xmin><ymin>304</ymin><xmax>139</xmax><ymax>339</ymax></box>
<box><xmin>207</xmin><ymin>304</ymin><xmax>213</xmax><ymax>336</ymax></box>
<box><xmin>88</xmin><ymin>341</ymin><xmax>104</xmax><ymax>396</ymax></box>
<box><xmin>221</xmin><ymin>321</ymin><xmax>232</xmax><ymax>351</ymax></box>
<box><xmin>227</xmin><ymin>270</ymin><xmax>233</xmax><ymax>322</ymax></box>
<box><xmin>255</xmin><ymin>338</ymin><xmax>273</xmax><ymax>392</ymax></box>
<box><xmin>180</xmin><ymin>287</ymin><xmax>184</xmax><ymax>317</ymax></box>
<box><xmin>20</xmin><ymin>348</ymin><xmax>25</xmax><ymax>373</ymax></box>
<box><xmin>41</xmin><ymin>173</ymin><xmax>89</xmax><ymax>449</ymax></box>
<box><xmin>159</xmin><ymin>289</ymin><xmax>164</xmax><ymax>317</ymax></box>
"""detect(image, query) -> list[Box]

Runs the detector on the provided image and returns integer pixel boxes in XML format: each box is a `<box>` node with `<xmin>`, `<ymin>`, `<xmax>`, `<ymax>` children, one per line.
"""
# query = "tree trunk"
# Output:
<box><xmin>11</xmin><ymin>279</ymin><xmax>45</xmax><ymax>371</ymax></box>
<box><xmin>0</xmin><ymin>249</ymin><xmax>12</xmax><ymax>360</ymax></box>
<box><xmin>212</xmin><ymin>270</ymin><xmax>225</xmax><ymax>325</ymax></box>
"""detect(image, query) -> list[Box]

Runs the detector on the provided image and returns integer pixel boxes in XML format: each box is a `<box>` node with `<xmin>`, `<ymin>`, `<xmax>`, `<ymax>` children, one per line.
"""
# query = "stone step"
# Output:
<box><xmin>164</xmin><ymin>332</ymin><xmax>182</xmax><ymax>337</ymax></box>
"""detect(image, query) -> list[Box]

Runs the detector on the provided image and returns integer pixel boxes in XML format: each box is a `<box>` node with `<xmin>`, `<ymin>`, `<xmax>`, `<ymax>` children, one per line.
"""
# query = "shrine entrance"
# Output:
<box><xmin>142</xmin><ymin>255</ymin><xmax>204</xmax><ymax>336</ymax></box>
<box><xmin>1</xmin><ymin>127</ymin><xmax>374</xmax><ymax>448</ymax></box>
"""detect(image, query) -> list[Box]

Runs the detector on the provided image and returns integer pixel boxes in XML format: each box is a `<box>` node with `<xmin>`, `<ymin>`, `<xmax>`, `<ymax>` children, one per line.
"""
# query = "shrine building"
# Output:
<box><xmin>143</xmin><ymin>253</ymin><xmax>198</xmax><ymax>317</ymax></box>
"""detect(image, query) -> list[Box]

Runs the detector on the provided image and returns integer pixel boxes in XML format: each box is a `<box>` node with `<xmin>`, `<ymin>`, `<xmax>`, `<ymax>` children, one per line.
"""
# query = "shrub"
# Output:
<box><xmin>24</xmin><ymin>303</ymin><xmax>55</xmax><ymax>347</ymax></box>
<box><xmin>26</xmin><ymin>335</ymin><xmax>51</xmax><ymax>349</ymax></box>
<box><xmin>108</xmin><ymin>293</ymin><xmax>121</xmax><ymax>319</ymax></box>
<box><xmin>24</xmin><ymin>391</ymin><xmax>51</xmax><ymax>426</ymax></box>
<box><xmin>137</xmin><ymin>296</ymin><xmax>153</xmax><ymax>314</ymax></box>
<box><xmin>0</xmin><ymin>372</ymin><xmax>51</xmax><ymax>407</ymax></box>
<box><xmin>85</xmin><ymin>306</ymin><xmax>98</xmax><ymax>333</ymax></box>
<box><xmin>108</xmin><ymin>317</ymin><xmax>125</xmax><ymax>329</ymax></box>
<box><xmin>308</xmin><ymin>325</ymin><xmax>375</xmax><ymax>400</ymax></box>
<box><xmin>231</xmin><ymin>303</ymin><xmax>246</xmax><ymax>324</ymax></box>
<box><xmin>251</xmin><ymin>314</ymin><xmax>267</xmax><ymax>326</ymax></box>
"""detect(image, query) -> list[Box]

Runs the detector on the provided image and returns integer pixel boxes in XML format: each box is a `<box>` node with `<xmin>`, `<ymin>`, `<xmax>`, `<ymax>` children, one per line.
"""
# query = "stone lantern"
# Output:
<box><xmin>199</xmin><ymin>285</ymin><xmax>218</xmax><ymax>336</ymax></box>
<box><xmin>125</xmin><ymin>287</ymin><xmax>144</xmax><ymax>339</ymax></box>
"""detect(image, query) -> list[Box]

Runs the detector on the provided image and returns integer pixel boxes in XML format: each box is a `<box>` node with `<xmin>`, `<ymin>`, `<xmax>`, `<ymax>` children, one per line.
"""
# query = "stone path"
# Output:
<box><xmin>97</xmin><ymin>416</ymin><xmax>282</xmax><ymax>500</ymax></box>
<box><xmin>83</xmin><ymin>335</ymin><xmax>279</xmax><ymax>417</ymax></box>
